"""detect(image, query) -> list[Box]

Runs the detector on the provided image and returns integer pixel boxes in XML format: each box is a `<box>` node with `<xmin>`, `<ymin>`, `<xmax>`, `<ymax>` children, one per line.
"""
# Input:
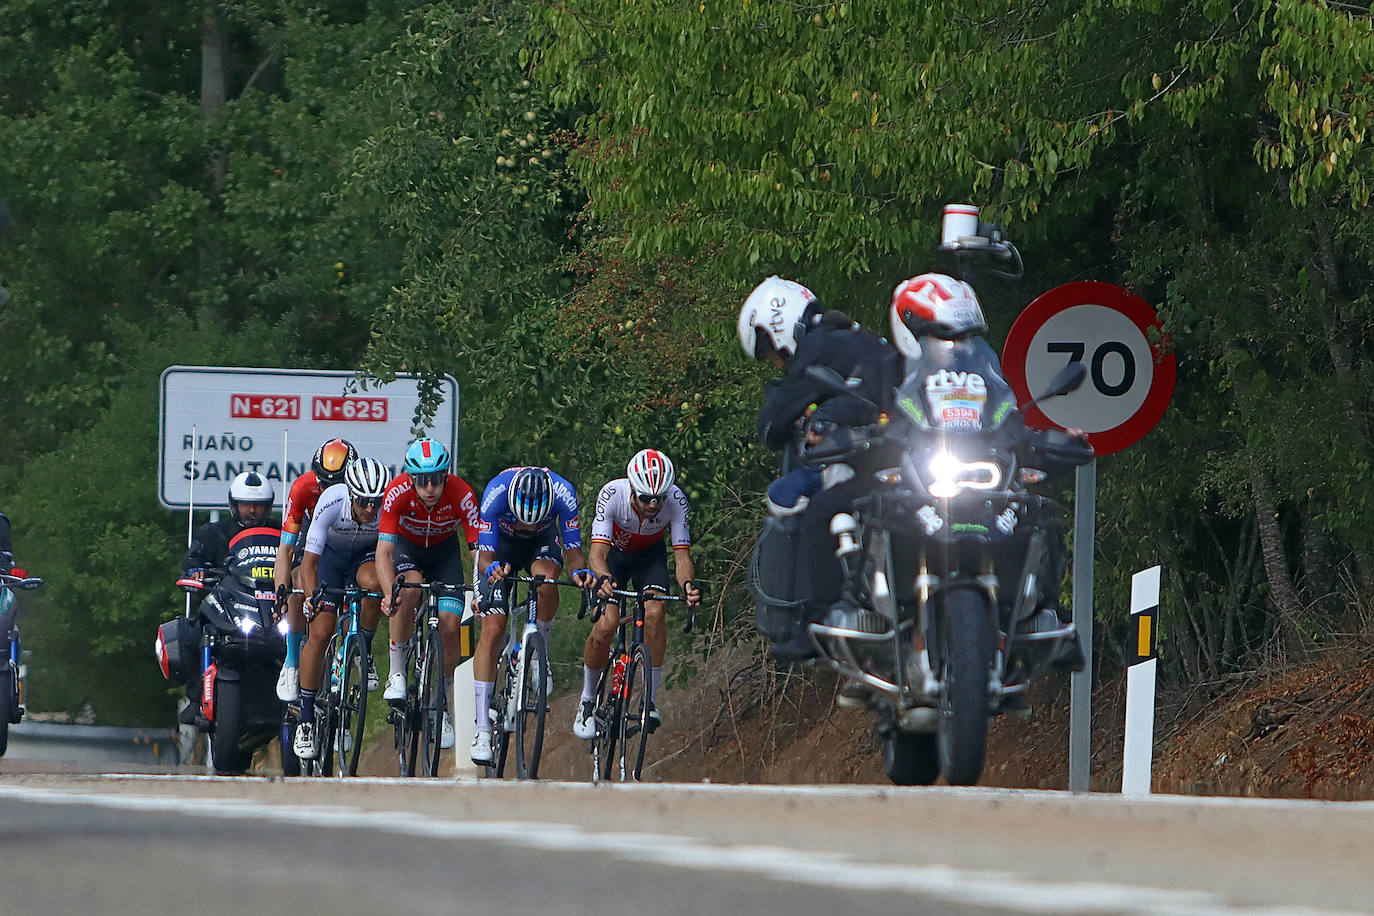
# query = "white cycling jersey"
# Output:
<box><xmin>590</xmin><ymin>478</ymin><xmax>691</xmax><ymax>553</ymax></box>
<box><xmin>303</xmin><ymin>483</ymin><xmax>381</xmax><ymax>556</ymax></box>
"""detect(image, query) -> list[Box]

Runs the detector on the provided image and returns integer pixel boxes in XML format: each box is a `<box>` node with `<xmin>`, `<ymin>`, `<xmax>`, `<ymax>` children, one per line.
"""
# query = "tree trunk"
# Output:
<box><xmin>1250</xmin><ymin>473</ymin><xmax>1304</xmax><ymax>658</ymax></box>
<box><xmin>202</xmin><ymin>3</ymin><xmax>227</xmax><ymax>195</ymax></box>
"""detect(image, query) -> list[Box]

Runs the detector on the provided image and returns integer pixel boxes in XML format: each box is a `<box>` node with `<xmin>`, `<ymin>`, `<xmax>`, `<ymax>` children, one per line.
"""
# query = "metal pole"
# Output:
<box><xmin>185</xmin><ymin>425</ymin><xmax>197</xmax><ymax>620</ymax></box>
<box><xmin>1068</xmin><ymin>458</ymin><xmax>1096</xmax><ymax>793</ymax></box>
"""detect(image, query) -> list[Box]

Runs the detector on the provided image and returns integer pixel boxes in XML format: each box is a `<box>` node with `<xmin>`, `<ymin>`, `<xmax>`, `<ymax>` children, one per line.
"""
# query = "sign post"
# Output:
<box><xmin>1003</xmin><ymin>281</ymin><xmax>1175</xmax><ymax>794</ymax></box>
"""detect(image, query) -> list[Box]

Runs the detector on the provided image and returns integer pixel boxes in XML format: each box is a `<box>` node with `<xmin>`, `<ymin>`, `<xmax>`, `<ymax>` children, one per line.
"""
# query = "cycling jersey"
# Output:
<box><xmin>280</xmin><ymin>471</ymin><xmax>326</xmax><ymax>548</ymax></box>
<box><xmin>590</xmin><ymin>478</ymin><xmax>691</xmax><ymax>553</ymax></box>
<box><xmin>477</xmin><ymin>467</ymin><xmax>582</xmax><ymax>553</ymax></box>
<box><xmin>303</xmin><ymin>483</ymin><xmax>381</xmax><ymax>556</ymax></box>
<box><xmin>378</xmin><ymin>472</ymin><xmax>480</xmax><ymax>548</ymax></box>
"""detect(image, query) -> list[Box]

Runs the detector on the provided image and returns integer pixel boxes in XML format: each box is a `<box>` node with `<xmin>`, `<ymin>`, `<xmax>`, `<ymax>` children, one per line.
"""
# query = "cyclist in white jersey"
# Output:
<box><xmin>573</xmin><ymin>449</ymin><xmax>700</xmax><ymax>739</ymax></box>
<box><xmin>292</xmin><ymin>458</ymin><xmax>390</xmax><ymax>759</ymax></box>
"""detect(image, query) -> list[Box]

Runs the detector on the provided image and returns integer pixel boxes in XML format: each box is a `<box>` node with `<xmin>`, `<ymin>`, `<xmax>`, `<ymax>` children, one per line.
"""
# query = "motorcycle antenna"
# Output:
<box><xmin>280</xmin><ymin>427</ymin><xmax>289</xmax><ymax>523</ymax></box>
<box><xmin>185</xmin><ymin>424</ymin><xmax>197</xmax><ymax>620</ymax></box>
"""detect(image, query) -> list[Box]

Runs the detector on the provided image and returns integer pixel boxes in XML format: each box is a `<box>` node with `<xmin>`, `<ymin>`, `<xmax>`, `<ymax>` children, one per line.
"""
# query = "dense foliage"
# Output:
<box><xmin>0</xmin><ymin>0</ymin><xmax>1369</xmax><ymax>723</ymax></box>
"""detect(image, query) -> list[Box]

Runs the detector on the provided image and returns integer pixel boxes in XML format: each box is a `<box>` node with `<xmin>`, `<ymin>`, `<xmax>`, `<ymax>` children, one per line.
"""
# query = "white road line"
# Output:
<box><xmin>0</xmin><ymin>783</ymin><xmax>1357</xmax><ymax>916</ymax></box>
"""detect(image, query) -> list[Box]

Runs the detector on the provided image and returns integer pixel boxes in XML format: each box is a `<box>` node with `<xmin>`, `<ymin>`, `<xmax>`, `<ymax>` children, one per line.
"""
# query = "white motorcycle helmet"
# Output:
<box><xmin>889</xmin><ymin>273</ymin><xmax>988</xmax><ymax>358</ymax></box>
<box><xmin>736</xmin><ymin>276</ymin><xmax>819</xmax><ymax>361</ymax></box>
<box><xmin>228</xmin><ymin>471</ymin><xmax>275</xmax><ymax>526</ymax></box>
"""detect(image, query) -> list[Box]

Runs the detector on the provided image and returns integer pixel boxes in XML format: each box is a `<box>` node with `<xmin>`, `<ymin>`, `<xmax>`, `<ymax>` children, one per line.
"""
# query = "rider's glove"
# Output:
<box><xmin>572</xmin><ymin>568</ymin><xmax>592</xmax><ymax>583</ymax></box>
<box><xmin>484</xmin><ymin>561</ymin><xmax>504</xmax><ymax>580</ymax></box>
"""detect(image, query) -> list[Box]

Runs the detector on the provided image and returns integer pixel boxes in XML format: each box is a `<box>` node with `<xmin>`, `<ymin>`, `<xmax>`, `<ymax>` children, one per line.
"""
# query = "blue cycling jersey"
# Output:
<box><xmin>477</xmin><ymin>467</ymin><xmax>582</xmax><ymax>553</ymax></box>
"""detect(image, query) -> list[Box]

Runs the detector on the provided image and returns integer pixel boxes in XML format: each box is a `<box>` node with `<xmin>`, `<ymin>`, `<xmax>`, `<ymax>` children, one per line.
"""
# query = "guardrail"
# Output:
<box><xmin>6</xmin><ymin>721</ymin><xmax>181</xmax><ymax>766</ymax></box>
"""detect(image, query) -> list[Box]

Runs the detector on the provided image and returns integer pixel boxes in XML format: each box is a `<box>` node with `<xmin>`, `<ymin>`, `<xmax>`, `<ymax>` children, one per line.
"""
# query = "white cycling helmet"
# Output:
<box><xmin>890</xmin><ymin>273</ymin><xmax>987</xmax><ymax>357</ymax></box>
<box><xmin>736</xmin><ymin>275</ymin><xmax>819</xmax><ymax>361</ymax></box>
<box><xmin>626</xmin><ymin>448</ymin><xmax>675</xmax><ymax>497</ymax></box>
<box><xmin>344</xmin><ymin>456</ymin><xmax>390</xmax><ymax>500</ymax></box>
<box><xmin>228</xmin><ymin>471</ymin><xmax>274</xmax><ymax>526</ymax></box>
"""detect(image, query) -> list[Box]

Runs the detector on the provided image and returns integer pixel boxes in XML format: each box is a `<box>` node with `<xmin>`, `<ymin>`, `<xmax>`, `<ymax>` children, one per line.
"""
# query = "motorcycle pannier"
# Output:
<box><xmin>155</xmin><ymin>616</ymin><xmax>201</xmax><ymax>685</ymax></box>
<box><xmin>748</xmin><ymin>515</ymin><xmax>812</xmax><ymax>643</ymax></box>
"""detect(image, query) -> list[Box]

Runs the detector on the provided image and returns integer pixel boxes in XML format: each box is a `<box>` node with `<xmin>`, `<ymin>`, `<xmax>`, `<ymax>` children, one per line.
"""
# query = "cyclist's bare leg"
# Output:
<box><xmin>286</xmin><ymin>567</ymin><xmax>307</xmax><ymax>637</ymax></box>
<box><xmin>474</xmin><ymin>610</ymin><xmax>506</xmax><ymax>684</ymax></box>
<box><xmin>386</xmin><ymin>569</ymin><xmax>423</xmax><ymax>688</ymax></box>
<box><xmin>643</xmin><ymin>598</ymin><xmax>667</xmax><ymax>667</ymax></box>
<box><xmin>356</xmin><ymin>561</ymin><xmax>383</xmax><ymax>633</ymax></box>
<box><xmin>582</xmin><ymin>600</ymin><xmax>620</xmax><ymax>669</ymax></box>
<box><xmin>439</xmin><ymin>609</ymin><xmax>464</xmax><ymax>679</ymax></box>
<box><xmin>299</xmin><ymin>610</ymin><xmax>337</xmax><ymax>696</ymax></box>
<box><xmin>531</xmin><ymin>557</ymin><xmax>561</xmax><ymax>623</ymax></box>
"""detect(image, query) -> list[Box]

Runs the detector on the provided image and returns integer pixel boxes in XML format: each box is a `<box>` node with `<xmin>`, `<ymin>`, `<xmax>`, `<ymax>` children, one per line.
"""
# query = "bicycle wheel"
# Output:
<box><xmin>315</xmin><ymin>634</ymin><xmax>339</xmax><ymax>777</ymax></box>
<box><xmin>396</xmin><ymin>638</ymin><xmax>421</xmax><ymax>777</ymax></box>
<box><xmin>485</xmin><ymin>652</ymin><xmax>511</xmax><ymax>779</ymax></box>
<box><xmin>419</xmin><ymin>626</ymin><xmax>446</xmax><ymax>777</ymax></box>
<box><xmin>335</xmin><ymin>634</ymin><xmax>368</xmax><ymax>777</ymax></box>
<box><xmin>514</xmin><ymin>631</ymin><xmax>548</xmax><ymax>780</ymax></box>
<box><xmin>618</xmin><ymin>644</ymin><xmax>653</xmax><ymax>781</ymax></box>
<box><xmin>594</xmin><ymin>654</ymin><xmax>623</xmax><ymax>783</ymax></box>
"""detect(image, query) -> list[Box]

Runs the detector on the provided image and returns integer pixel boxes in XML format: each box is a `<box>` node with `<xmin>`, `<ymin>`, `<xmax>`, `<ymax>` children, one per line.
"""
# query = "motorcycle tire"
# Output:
<box><xmin>883</xmin><ymin>731</ymin><xmax>939</xmax><ymax>786</ymax></box>
<box><xmin>210</xmin><ymin>679</ymin><xmax>253</xmax><ymax>775</ymax></box>
<box><xmin>935</xmin><ymin>587</ymin><xmax>995</xmax><ymax>786</ymax></box>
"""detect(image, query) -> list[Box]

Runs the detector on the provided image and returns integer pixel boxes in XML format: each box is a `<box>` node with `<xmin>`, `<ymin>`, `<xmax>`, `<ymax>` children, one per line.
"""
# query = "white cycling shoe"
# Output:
<box><xmin>383</xmin><ymin>671</ymin><xmax>407</xmax><ymax>702</ymax></box>
<box><xmin>293</xmin><ymin>721</ymin><xmax>318</xmax><ymax>760</ymax></box>
<box><xmin>470</xmin><ymin>729</ymin><xmax>493</xmax><ymax>765</ymax></box>
<box><xmin>573</xmin><ymin>700</ymin><xmax>596</xmax><ymax>740</ymax></box>
<box><xmin>276</xmin><ymin>664</ymin><xmax>300</xmax><ymax>703</ymax></box>
<box><xmin>441</xmin><ymin>712</ymin><xmax>455</xmax><ymax>749</ymax></box>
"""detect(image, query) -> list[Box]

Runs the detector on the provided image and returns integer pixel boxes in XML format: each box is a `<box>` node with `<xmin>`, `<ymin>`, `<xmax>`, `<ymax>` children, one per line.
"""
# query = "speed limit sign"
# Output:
<box><xmin>1002</xmin><ymin>281</ymin><xmax>1175</xmax><ymax>456</ymax></box>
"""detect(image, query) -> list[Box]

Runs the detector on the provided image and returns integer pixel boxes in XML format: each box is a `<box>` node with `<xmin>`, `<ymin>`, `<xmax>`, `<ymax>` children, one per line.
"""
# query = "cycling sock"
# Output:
<box><xmin>651</xmin><ymin>666</ymin><xmax>663</xmax><ymax>702</ymax></box>
<box><xmin>285</xmin><ymin>631</ymin><xmax>304</xmax><ymax>667</ymax></box>
<box><xmin>360</xmin><ymin>627</ymin><xmax>376</xmax><ymax>651</ymax></box>
<box><xmin>388</xmin><ymin>640</ymin><xmax>406</xmax><ymax>678</ymax></box>
<box><xmin>536</xmin><ymin>618</ymin><xmax>553</xmax><ymax>644</ymax></box>
<box><xmin>475</xmin><ymin>680</ymin><xmax>494</xmax><ymax>730</ymax></box>
<box><xmin>581</xmin><ymin>665</ymin><xmax>602</xmax><ymax>701</ymax></box>
<box><xmin>299</xmin><ymin>688</ymin><xmax>316</xmax><ymax>723</ymax></box>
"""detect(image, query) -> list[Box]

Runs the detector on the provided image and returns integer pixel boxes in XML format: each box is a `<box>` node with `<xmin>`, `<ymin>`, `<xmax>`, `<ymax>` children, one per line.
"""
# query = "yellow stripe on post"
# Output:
<box><xmin>1137</xmin><ymin>613</ymin><xmax>1152</xmax><ymax>659</ymax></box>
<box><xmin>458</xmin><ymin>618</ymin><xmax>474</xmax><ymax>662</ymax></box>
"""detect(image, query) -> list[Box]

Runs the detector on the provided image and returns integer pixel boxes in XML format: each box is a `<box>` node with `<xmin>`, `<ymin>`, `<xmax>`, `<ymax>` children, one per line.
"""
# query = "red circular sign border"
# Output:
<box><xmin>1002</xmin><ymin>281</ymin><xmax>1176</xmax><ymax>456</ymax></box>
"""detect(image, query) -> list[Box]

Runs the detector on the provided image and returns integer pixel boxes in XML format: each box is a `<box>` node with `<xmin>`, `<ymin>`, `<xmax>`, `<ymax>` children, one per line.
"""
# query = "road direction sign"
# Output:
<box><xmin>1002</xmin><ymin>281</ymin><xmax>1175</xmax><ymax>456</ymax></box>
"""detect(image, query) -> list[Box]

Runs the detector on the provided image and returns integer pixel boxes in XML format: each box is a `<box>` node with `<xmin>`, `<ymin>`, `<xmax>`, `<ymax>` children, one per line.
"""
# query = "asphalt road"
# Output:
<box><xmin>0</xmin><ymin>772</ymin><xmax>1370</xmax><ymax>916</ymax></box>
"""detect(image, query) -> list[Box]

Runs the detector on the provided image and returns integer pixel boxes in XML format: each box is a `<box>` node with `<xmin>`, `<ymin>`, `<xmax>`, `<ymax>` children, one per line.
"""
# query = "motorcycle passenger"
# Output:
<box><xmin>737</xmin><ymin>275</ymin><xmax>901</xmax><ymax>661</ymax></box>
<box><xmin>272</xmin><ymin>437</ymin><xmax>357</xmax><ymax>703</ymax></box>
<box><xmin>179</xmin><ymin>472</ymin><xmax>279</xmax><ymax>721</ymax></box>
<box><xmin>470</xmin><ymin>466</ymin><xmax>596</xmax><ymax>766</ymax></box>
<box><xmin>375</xmin><ymin>437</ymin><xmax>481</xmax><ymax>751</ymax></box>
<box><xmin>889</xmin><ymin>273</ymin><xmax>1090</xmax><ymax>676</ymax></box>
<box><xmin>292</xmin><ymin>457</ymin><xmax>390</xmax><ymax>760</ymax></box>
<box><xmin>573</xmin><ymin>449</ymin><xmax>701</xmax><ymax>740</ymax></box>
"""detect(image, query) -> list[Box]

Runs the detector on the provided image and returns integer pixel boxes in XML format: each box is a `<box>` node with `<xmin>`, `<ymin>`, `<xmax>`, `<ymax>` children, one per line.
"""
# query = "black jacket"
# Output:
<box><xmin>756</xmin><ymin>317</ymin><xmax>900</xmax><ymax>451</ymax></box>
<box><xmin>182</xmin><ymin>516</ymin><xmax>281</xmax><ymax>574</ymax></box>
<box><xmin>0</xmin><ymin>512</ymin><xmax>13</xmax><ymax>575</ymax></box>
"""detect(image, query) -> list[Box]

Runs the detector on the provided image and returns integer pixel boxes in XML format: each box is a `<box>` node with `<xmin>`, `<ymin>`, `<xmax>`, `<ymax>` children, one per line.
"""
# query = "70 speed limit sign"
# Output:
<box><xmin>1002</xmin><ymin>281</ymin><xmax>1175</xmax><ymax>456</ymax></box>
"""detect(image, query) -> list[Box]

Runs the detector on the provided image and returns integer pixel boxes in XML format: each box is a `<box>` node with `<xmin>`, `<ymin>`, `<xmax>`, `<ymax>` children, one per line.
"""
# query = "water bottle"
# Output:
<box><xmin>611</xmin><ymin>655</ymin><xmax>627</xmax><ymax>696</ymax></box>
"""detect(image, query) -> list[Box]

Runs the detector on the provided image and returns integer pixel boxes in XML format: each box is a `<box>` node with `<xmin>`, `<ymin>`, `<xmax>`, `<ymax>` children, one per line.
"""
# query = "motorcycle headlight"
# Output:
<box><xmin>238</xmin><ymin>616</ymin><xmax>258</xmax><ymax>635</ymax></box>
<box><xmin>924</xmin><ymin>450</ymin><xmax>1003</xmax><ymax>499</ymax></box>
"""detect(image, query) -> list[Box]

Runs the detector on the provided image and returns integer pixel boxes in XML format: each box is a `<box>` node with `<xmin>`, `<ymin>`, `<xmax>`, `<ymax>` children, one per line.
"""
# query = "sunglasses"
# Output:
<box><xmin>635</xmin><ymin>493</ymin><xmax>665</xmax><ymax>506</ymax></box>
<box><xmin>413</xmin><ymin>472</ymin><xmax>446</xmax><ymax>489</ymax></box>
<box><xmin>354</xmin><ymin>496</ymin><xmax>383</xmax><ymax>510</ymax></box>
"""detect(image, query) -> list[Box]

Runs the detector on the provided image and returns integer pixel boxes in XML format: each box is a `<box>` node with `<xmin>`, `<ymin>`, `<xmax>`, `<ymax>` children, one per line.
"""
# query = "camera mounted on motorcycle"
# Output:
<box><xmin>937</xmin><ymin>203</ymin><xmax>1023</xmax><ymax>280</ymax></box>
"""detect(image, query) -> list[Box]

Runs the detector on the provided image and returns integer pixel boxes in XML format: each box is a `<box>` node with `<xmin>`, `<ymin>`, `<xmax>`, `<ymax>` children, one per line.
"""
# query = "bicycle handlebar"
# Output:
<box><xmin>589</xmin><ymin>584</ymin><xmax>701</xmax><ymax>634</ymax></box>
<box><xmin>0</xmin><ymin>573</ymin><xmax>43</xmax><ymax>591</ymax></box>
<box><xmin>390</xmin><ymin>578</ymin><xmax>474</xmax><ymax>605</ymax></box>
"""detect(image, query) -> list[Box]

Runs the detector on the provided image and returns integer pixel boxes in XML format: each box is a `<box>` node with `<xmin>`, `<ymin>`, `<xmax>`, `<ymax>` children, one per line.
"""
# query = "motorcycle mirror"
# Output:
<box><xmin>1024</xmin><ymin>361</ymin><xmax>1087</xmax><ymax>408</ymax></box>
<box><xmin>803</xmin><ymin>365</ymin><xmax>849</xmax><ymax>392</ymax></box>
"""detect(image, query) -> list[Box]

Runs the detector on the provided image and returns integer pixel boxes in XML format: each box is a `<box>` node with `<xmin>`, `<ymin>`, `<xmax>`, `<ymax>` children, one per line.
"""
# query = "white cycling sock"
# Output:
<box><xmin>582</xmin><ymin>665</ymin><xmax>602</xmax><ymax>702</ymax></box>
<box><xmin>388</xmin><ymin>640</ymin><xmax>407</xmax><ymax>679</ymax></box>
<box><xmin>474</xmin><ymin>680</ymin><xmax>494</xmax><ymax>730</ymax></box>
<box><xmin>651</xmin><ymin>666</ymin><xmax>663</xmax><ymax>702</ymax></box>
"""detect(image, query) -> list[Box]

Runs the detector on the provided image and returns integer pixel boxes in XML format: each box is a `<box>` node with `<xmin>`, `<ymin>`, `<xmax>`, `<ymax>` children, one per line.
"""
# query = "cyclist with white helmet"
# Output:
<box><xmin>272</xmin><ymin>437</ymin><xmax>357</xmax><ymax>703</ymax></box>
<box><xmin>375</xmin><ymin>437</ymin><xmax>481</xmax><ymax>750</ymax></box>
<box><xmin>469</xmin><ymin>465</ymin><xmax>594</xmax><ymax>766</ymax></box>
<box><xmin>572</xmin><ymin>449</ymin><xmax>700</xmax><ymax>740</ymax></box>
<box><xmin>292</xmin><ymin>456</ymin><xmax>391</xmax><ymax>760</ymax></box>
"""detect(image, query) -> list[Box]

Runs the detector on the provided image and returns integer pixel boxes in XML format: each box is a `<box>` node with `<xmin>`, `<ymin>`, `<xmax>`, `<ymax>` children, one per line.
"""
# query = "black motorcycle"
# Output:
<box><xmin>0</xmin><ymin>570</ymin><xmax>42</xmax><ymax>757</ymax></box>
<box><xmin>799</xmin><ymin>351</ymin><xmax>1090</xmax><ymax>786</ymax></box>
<box><xmin>156</xmin><ymin>527</ymin><xmax>298</xmax><ymax>775</ymax></box>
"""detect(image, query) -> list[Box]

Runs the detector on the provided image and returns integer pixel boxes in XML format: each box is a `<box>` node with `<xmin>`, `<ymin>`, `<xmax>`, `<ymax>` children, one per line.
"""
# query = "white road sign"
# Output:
<box><xmin>158</xmin><ymin>367</ymin><xmax>459</xmax><ymax>509</ymax></box>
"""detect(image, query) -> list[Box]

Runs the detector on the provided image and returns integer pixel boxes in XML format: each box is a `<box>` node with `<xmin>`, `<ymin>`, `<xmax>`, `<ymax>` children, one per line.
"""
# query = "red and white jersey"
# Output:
<box><xmin>590</xmin><ymin>478</ymin><xmax>691</xmax><ymax>553</ymax></box>
<box><xmin>379</xmin><ymin>472</ymin><xmax>480</xmax><ymax>549</ymax></box>
<box><xmin>280</xmin><ymin>471</ymin><xmax>326</xmax><ymax>547</ymax></box>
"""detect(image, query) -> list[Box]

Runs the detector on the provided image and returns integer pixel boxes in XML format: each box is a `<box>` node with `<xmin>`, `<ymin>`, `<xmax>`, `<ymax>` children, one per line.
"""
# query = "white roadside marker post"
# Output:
<box><xmin>452</xmin><ymin>590</ymin><xmax>478</xmax><ymax>777</ymax></box>
<box><xmin>1121</xmin><ymin>565</ymin><xmax>1161</xmax><ymax>795</ymax></box>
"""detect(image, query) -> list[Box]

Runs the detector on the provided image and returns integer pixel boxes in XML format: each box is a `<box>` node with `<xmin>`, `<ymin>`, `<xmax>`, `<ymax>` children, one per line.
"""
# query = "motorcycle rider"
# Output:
<box><xmin>0</xmin><ymin>511</ymin><xmax>19</xmax><ymax>649</ymax></box>
<box><xmin>272</xmin><ymin>437</ymin><xmax>358</xmax><ymax>702</ymax></box>
<box><xmin>736</xmin><ymin>275</ymin><xmax>901</xmax><ymax>661</ymax></box>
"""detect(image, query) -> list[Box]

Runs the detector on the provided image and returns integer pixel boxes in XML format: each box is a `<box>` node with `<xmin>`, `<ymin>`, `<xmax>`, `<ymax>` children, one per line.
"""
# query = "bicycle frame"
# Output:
<box><xmin>391</xmin><ymin>579</ymin><xmax>473</xmax><ymax>777</ymax></box>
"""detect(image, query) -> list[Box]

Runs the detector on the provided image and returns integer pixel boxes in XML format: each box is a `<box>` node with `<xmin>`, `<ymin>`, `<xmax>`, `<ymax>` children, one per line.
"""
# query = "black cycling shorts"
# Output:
<box><xmin>605</xmin><ymin>540</ymin><xmax>671</xmax><ymax>594</ymax></box>
<box><xmin>393</xmin><ymin>536</ymin><xmax>467</xmax><ymax>589</ymax></box>
<box><xmin>476</xmin><ymin>528</ymin><xmax>564</xmax><ymax>617</ymax></box>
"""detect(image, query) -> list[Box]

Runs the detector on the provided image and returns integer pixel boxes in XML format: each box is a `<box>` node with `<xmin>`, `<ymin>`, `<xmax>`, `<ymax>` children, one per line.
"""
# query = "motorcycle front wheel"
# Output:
<box><xmin>935</xmin><ymin>587</ymin><xmax>995</xmax><ymax>786</ymax></box>
<box><xmin>210</xmin><ymin>678</ymin><xmax>253</xmax><ymax>774</ymax></box>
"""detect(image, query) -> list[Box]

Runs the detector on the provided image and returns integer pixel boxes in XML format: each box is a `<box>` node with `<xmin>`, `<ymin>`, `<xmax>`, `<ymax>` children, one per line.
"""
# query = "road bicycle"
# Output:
<box><xmin>485</xmin><ymin>574</ymin><xmax>586</xmax><ymax>780</ymax></box>
<box><xmin>0</xmin><ymin>571</ymin><xmax>41</xmax><ymax>758</ymax></box>
<box><xmin>389</xmin><ymin>579</ymin><xmax>473</xmax><ymax>777</ymax></box>
<box><xmin>294</xmin><ymin>582</ymin><xmax>377</xmax><ymax>777</ymax></box>
<box><xmin>583</xmin><ymin>584</ymin><xmax>694</xmax><ymax>782</ymax></box>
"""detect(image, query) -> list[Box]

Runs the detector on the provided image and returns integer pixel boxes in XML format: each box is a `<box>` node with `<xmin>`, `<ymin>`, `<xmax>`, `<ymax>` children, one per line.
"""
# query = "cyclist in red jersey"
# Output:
<box><xmin>375</xmin><ymin>437</ymin><xmax>480</xmax><ymax>750</ymax></box>
<box><xmin>271</xmin><ymin>437</ymin><xmax>357</xmax><ymax>702</ymax></box>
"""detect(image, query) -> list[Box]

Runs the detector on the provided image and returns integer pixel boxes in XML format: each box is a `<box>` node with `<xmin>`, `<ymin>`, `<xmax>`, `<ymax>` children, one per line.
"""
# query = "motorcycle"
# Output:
<box><xmin>0</xmin><ymin>570</ymin><xmax>43</xmax><ymax>757</ymax></box>
<box><xmin>799</xmin><ymin>349</ymin><xmax>1090</xmax><ymax>786</ymax></box>
<box><xmin>155</xmin><ymin>526</ymin><xmax>298</xmax><ymax>775</ymax></box>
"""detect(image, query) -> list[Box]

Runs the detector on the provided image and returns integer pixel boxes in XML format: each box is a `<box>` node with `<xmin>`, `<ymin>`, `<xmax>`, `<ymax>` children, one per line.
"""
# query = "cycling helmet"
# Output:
<box><xmin>507</xmin><ymin>467</ymin><xmax>553</xmax><ymax>525</ymax></box>
<box><xmin>890</xmin><ymin>273</ymin><xmax>987</xmax><ymax>356</ymax></box>
<box><xmin>736</xmin><ymin>276</ymin><xmax>819</xmax><ymax>361</ymax></box>
<box><xmin>626</xmin><ymin>448</ymin><xmax>675</xmax><ymax>497</ymax></box>
<box><xmin>344</xmin><ymin>457</ymin><xmax>390</xmax><ymax>500</ymax></box>
<box><xmin>312</xmin><ymin>437</ymin><xmax>358</xmax><ymax>488</ymax></box>
<box><xmin>228</xmin><ymin>471</ymin><xmax>275</xmax><ymax>526</ymax></box>
<box><xmin>404</xmin><ymin>437</ymin><xmax>451</xmax><ymax>475</ymax></box>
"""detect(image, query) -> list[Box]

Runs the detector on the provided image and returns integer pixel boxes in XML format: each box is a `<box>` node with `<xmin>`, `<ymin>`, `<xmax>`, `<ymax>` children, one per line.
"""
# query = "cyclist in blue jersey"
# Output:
<box><xmin>469</xmin><ymin>466</ymin><xmax>595</xmax><ymax>765</ymax></box>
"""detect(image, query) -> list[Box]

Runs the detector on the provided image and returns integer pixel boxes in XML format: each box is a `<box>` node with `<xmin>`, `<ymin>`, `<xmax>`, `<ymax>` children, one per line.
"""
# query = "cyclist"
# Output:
<box><xmin>272</xmin><ymin>437</ymin><xmax>357</xmax><ymax>703</ymax></box>
<box><xmin>292</xmin><ymin>456</ymin><xmax>390</xmax><ymax>760</ymax></box>
<box><xmin>375</xmin><ymin>437</ymin><xmax>481</xmax><ymax>751</ymax></box>
<box><xmin>469</xmin><ymin>466</ymin><xmax>596</xmax><ymax>766</ymax></box>
<box><xmin>573</xmin><ymin>449</ymin><xmax>700</xmax><ymax>740</ymax></box>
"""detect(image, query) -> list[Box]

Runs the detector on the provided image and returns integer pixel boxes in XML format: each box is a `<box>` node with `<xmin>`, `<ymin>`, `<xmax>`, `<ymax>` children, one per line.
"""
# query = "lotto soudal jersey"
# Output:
<box><xmin>590</xmin><ymin>479</ymin><xmax>691</xmax><ymax>553</ymax></box>
<box><xmin>477</xmin><ymin>467</ymin><xmax>582</xmax><ymax>552</ymax></box>
<box><xmin>280</xmin><ymin>470</ymin><xmax>326</xmax><ymax>548</ymax></box>
<box><xmin>379</xmin><ymin>473</ymin><xmax>481</xmax><ymax>548</ymax></box>
<box><xmin>303</xmin><ymin>483</ymin><xmax>381</xmax><ymax>555</ymax></box>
